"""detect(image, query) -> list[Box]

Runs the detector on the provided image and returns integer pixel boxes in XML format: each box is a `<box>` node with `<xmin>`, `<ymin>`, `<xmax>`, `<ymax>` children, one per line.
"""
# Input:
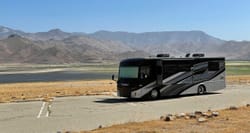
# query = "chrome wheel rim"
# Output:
<box><xmin>198</xmin><ymin>86</ymin><xmax>204</xmax><ymax>94</ymax></box>
<box><xmin>151</xmin><ymin>89</ymin><xmax>158</xmax><ymax>98</ymax></box>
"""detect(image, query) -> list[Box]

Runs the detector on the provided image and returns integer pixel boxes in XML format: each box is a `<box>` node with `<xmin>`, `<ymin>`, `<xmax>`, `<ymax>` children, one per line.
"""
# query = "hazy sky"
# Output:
<box><xmin>1</xmin><ymin>0</ymin><xmax>250</xmax><ymax>40</ymax></box>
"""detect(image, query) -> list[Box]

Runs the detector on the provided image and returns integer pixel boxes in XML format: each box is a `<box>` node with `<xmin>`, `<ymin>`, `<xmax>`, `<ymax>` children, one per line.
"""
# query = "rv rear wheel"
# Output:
<box><xmin>197</xmin><ymin>85</ymin><xmax>206</xmax><ymax>95</ymax></box>
<box><xmin>150</xmin><ymin>89</ymin><xmax>159</xmax><ymax>99</ymax></box>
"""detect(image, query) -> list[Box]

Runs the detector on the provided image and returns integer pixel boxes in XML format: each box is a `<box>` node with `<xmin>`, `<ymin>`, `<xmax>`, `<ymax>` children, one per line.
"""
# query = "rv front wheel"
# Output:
<box><xmin>150</xmin><ymin>89</ymin><xmax>159</xmax><ymax>99</ymax></box>
<box><xmin>197</xmin><ymin>85</ymin><xmax>206</xmax><ymax>95</ymax></box>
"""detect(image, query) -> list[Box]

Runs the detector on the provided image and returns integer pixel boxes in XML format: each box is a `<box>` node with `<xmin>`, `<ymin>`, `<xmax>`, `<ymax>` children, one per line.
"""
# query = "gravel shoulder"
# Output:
<box><xmin>80</xmin><ymin>106</ymin><xmax>250</xmax><ymax>133</ymax></box>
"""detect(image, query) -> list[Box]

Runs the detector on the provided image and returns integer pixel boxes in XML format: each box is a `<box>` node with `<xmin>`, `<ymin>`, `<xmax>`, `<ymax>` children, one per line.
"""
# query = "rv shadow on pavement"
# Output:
<box><xmin>94</xmin><ymin>92</ymin><xmax>221</xmax><ymax>104</ymax></box>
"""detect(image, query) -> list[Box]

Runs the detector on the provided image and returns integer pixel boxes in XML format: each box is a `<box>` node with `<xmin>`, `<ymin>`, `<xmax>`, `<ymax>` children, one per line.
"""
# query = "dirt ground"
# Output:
<box><xmin>0</xmin><ymin>75</ymin><xmax>250</xmax><ymax>103</ymax></box>
<box><xmin>76</xmin><ymin>106</ymin><xmax>250</xmax><ymax>133</ymax></box>
<box><xmin>0</xmin><ymin>80</ymin><xmax>116</xmax><ymax>103</ymax></box>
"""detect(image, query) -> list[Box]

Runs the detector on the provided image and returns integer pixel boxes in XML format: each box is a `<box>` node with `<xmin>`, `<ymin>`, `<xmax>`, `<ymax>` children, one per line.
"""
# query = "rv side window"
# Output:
<box><xmin>163</xmin><ymin>64</ymin><xmax>178</xmax><ymax>75</ymax></box>
<box><xmin>178</xmin><ymin>63</ymin><xmax>192</xmax><ymax>71</ymax></box>
<box><xmin>140</xmin><ymin>66</ymin><xmax>150</xmax><ymax>79</ymax></box>
<box><xmin>208</xmin><ymin>62</ymin><xmax>220</xmax><ymax>71</ymax></box>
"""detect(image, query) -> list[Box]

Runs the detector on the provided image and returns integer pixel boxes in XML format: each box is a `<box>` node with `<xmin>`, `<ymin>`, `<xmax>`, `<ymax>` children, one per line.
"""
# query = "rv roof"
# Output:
<box><xmin>145</xmin><ymin>57</ymin><xmax>225</xmax><ymax>60</ymax></box>
<box><xmin>121</xmin><ymin>57</ymin><xmax>225</xmax><ymax>63</ymax></box>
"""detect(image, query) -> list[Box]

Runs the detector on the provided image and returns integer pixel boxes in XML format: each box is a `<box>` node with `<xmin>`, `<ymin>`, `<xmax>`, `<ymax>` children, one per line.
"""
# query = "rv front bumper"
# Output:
<box><xmin>117</xmin><ymin>87</ymin><xmax>131</xmax><ymax>97</ymax></box>
<box><xmin>117</xmin><ymin>87</ymin><xmax>143</xmax><ymax>98</ymax></box>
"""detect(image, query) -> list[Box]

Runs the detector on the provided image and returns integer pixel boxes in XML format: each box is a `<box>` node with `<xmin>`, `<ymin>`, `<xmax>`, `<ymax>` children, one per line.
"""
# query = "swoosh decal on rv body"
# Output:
<box><xmin>131</xmin><ymin>72</ymin><xmax>186</xmax><ymax>98</ymax></box>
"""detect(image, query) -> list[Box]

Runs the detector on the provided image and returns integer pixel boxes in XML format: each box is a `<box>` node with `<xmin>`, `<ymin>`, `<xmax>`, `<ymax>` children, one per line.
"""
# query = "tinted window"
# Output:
<box><xmin>140</xmin><ymin>66</ymin><xmax>150</xmax><ymax>79</ymax></box>
<box><xmin>163</xmin><ymin>62</ymin><xmax>191</xmax><ymax>74</ymax></box>
<box><xmin>208</xmin><ymin>62</ymin><xmax>220</xmax><ymax>71</ymax></box>
<box><xmin>119</xmin><ymin>67</ymin><xmax>139</xmax><ymax>78</ymax></box>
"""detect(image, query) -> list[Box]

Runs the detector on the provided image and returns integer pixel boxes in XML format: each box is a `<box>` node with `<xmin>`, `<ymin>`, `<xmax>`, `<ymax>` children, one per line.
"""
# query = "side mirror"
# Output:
<box><xmin>111</xmin><ymin>74</ymin><xmax>116</xmax><ymax>81</ymax></box>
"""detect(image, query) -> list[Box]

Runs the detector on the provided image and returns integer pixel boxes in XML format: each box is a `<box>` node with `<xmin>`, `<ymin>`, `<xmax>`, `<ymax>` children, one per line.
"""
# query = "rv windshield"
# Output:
<box><xmin>119</xmin><ymin>66</ymin><xmax>139</xmax><ymax>78</ymax></box>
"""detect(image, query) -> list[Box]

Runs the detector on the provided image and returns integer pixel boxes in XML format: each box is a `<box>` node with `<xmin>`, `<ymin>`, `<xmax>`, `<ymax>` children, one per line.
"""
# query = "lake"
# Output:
<box><xmin>0</xmin><ymin>71</ymin><xmax>117</xmax><ymax>83</ymax></box>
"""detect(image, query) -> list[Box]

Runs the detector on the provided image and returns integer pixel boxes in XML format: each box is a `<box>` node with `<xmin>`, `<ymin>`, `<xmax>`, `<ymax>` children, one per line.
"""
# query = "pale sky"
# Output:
<box><xmin>1</xmin><ymin>0</ymin><xmax>250</xmax><ymax>40</ymax></box>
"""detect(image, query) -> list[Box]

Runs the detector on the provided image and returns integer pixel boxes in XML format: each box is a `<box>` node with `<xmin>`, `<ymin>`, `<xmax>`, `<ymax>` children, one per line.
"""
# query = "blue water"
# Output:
<box><xmin>0</xmin><ymin>71</ymin><xmax>117</xmax><ymax>83</ymax></box>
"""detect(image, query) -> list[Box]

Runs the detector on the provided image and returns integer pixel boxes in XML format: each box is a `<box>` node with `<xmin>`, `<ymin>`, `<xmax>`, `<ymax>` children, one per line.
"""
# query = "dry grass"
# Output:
<box><xmin>226</xmin><ymin>75</ymin><xmax>250</xmax><ymax>84</ymax></box>
<box><xmin>0</xmin><ymin>80</ymin><xmax>116</xmax><ymax>103</ymax></box>
<box><xmin>0</xmin><ymin>75</ymin><xmax>249</xmax><ymax>103</ymax></box>
<box><xmin>77</xmin><ymin>106</ymin><xmax>250</xmax><ymax>133</ymax></box>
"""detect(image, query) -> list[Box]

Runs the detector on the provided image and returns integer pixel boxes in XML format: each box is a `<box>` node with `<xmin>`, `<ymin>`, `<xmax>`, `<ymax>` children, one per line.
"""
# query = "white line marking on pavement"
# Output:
<box><xmin>37</xmin><ymin>102</ymin><xmax>46</xmax><ymax>118</ymax></box>
<box><xmin>46</xmin><ymin>111</ymin><xmax>49</xmax><ymax>117</ymax></box>
<box><xmin>46</xmin><ymin>104</ymin><xmax>52</xmax><ymax>117</ymax></box>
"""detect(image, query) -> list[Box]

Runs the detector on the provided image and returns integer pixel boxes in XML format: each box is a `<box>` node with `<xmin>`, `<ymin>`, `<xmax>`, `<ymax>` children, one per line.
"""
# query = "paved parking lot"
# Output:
<box><xmin>0</xmin><ymin>85</ymin><xmax>249</xmax><ymax>133</ymax></box>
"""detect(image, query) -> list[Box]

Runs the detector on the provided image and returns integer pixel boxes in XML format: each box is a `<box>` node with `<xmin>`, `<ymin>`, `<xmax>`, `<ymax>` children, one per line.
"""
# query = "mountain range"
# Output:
<box><xmin>0</xmin><ymin>25</ymin><xmax>250</xmax><ymax>64</ymax></box>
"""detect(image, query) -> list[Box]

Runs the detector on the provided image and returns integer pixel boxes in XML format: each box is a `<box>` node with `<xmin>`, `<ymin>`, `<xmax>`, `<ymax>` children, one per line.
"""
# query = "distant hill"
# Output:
<box><xmin>89</xmin><ymin>30</ymin><xmax>225</xmax><ymax>55</ymax></box>
<box><xmin>0</xmin><ymin>26</ymin><xmax>26</xmax><ymax>39</ymax></box>
<box><xmin>0</xmin><ymin>35</ymin><xmax>42</xmax><ymax>63</ymax></box>
<box><xmin>25</xmin><ymin>29</ymin><xmax>72</xmax><ymax>41</ymax></box>
<box><xmin>0</xmin><ymin>25</ymin><xmax>250</xmax><ymax>63</ymax></box>
<box><xmin>89</xmin><ymin>30</ymin><xmax>224</xmax><ymax>46</ymax></box>
<box><xmin>0</xmin><ymin>29</ymin><xmax>145</xmax><ymax>64</ymax></box>
<box><xmin>216</xmin><ymin>41</ymin><xmax>250</xmax><ymax>60</ymax></box>
<box><xmin>89</xmin><ymin>30</ymin><xmax>250</xmax><ymax>59</ymax></box>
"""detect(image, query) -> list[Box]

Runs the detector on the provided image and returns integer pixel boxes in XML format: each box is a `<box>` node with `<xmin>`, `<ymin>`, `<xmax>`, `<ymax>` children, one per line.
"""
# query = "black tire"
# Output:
<box><xmin>150</xmin><ymin>89</ymin><xmax>160</xmax><ymax>99</ymax></box>
<box><xmin>197</xmin><ymin>85</ymin><xmax>206</xmax><ymax>95</ymax></box>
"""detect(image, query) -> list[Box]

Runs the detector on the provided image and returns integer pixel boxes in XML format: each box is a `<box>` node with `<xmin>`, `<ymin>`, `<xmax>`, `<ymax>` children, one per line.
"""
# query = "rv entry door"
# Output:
<box><xmin>156</xmin><ymin>60</ymin><xmax>163</xmax><ymax>85</ymax></box>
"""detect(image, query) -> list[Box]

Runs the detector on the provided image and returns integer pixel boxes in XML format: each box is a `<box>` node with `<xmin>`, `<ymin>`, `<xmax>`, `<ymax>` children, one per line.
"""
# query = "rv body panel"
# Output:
<box><xmin>117</xmin><ymin>56</ymin><xmax>225</xmax><ymax>99</ymax></box>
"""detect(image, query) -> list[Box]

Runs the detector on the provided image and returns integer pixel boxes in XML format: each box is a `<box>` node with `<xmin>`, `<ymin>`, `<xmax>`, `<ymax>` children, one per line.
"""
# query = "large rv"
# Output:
<box><xmin>117</xmin><ymin>54</ymin><xmax>225</xmax><ymax>99</ymax></box>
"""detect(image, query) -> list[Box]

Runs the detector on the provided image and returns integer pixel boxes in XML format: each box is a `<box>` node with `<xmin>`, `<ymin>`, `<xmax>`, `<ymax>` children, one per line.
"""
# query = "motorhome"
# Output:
<box><xmin>117</xmin><ymin>53</ymin><xmax>225</xmax><ymax>99</ymax></box>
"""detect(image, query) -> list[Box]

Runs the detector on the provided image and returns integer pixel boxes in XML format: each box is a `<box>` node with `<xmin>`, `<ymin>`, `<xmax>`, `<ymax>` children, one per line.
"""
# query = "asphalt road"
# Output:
<box><xmin>0</xmin><ymin>84</ymin><xmax>250</xmax><ymax>133</ymax></box>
